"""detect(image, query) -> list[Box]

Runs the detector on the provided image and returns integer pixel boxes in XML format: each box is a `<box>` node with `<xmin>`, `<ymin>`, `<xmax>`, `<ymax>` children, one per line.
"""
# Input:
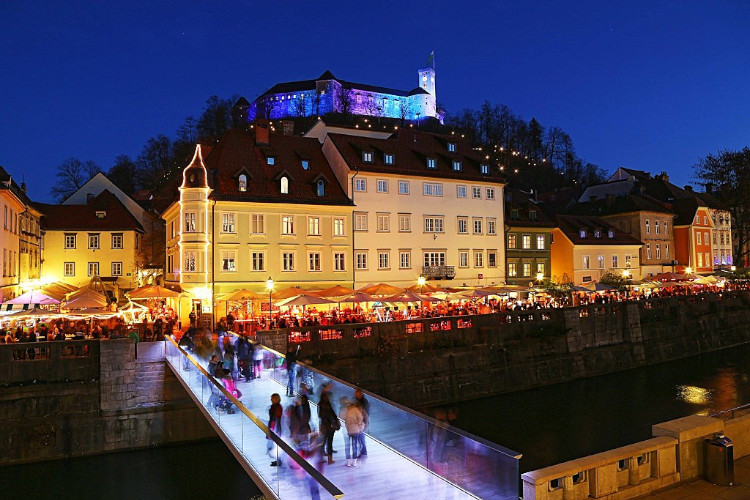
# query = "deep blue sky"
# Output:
<box><xmin>2</xmin><ymin>1</ymin><xmax>748</xmax><ymax>202</ymax></box>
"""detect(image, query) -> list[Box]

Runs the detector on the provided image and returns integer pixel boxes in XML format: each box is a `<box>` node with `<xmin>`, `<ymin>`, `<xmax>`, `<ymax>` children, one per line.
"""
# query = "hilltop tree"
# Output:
<box><xmin>50</xmin><ymin>158</ymin><xmax>101</xmax><ymax>201</ymax></box>
<box><xmin>693</xmin><ymin>147</ymin><xmax>750</xmax><ymax>265</ymax></box>
<box><xmin>107</xmin><ymin>155</ymin><xmax>137</xmax><ymax>195</ymax></box>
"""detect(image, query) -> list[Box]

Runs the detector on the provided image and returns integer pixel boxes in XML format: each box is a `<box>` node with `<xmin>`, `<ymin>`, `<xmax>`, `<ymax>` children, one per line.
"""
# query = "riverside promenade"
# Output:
<box><xmin>639</xmin><ymin>454</ymin><xmax>750</xmax><ymax>499</ymax></box>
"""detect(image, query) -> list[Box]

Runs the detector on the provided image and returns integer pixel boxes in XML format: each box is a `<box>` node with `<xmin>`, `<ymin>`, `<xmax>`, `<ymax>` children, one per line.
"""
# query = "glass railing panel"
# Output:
<box><xmin>165</xmin><ymin>338</ymin><xmax>341</xmax><ymax>499</ymax></box>
<box><xmin>263</xmin><ymin>346</ymin><xmax>520</xmax><ymax>500</ymax></box>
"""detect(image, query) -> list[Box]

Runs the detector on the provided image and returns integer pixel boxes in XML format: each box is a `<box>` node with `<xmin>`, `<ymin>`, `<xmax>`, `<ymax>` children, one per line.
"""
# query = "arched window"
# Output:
<box><xmin>280</xmin><ymin>176</ymin><xmax>289</xmax><ymax>194</ymax></box>
<box><xmin>316</xmin><ymin>179</ymin><xmax>325</xmax><ymax>196</ymax></box>
<box><xmin>238</xmin><ymin>174</ymin><xmax>247</xmax><ymax>192</ymax></box>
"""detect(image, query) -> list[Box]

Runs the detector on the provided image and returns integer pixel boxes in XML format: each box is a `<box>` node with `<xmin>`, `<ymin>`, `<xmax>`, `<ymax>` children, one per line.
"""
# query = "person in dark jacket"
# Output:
<box><xmin>286</xmin><ymin>344</ymin><xmax>299</xmax><ymax>396</ymax></box>
<box><xmin>268</xmin><ymin>393</ymin><xmax>284</xmax><ymax>466</ymax></box>
<box><xmin>318</xmin><ymin>386</ymin><xmax>338</xmax><ymax>464</ymax></box>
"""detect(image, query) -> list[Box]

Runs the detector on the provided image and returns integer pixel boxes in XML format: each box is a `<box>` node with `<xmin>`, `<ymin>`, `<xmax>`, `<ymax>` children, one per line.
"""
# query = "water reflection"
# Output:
<box><xmin>449</xmin><ymin>343</ymin><xmax>750</xmax><ymax>472</ymax></box>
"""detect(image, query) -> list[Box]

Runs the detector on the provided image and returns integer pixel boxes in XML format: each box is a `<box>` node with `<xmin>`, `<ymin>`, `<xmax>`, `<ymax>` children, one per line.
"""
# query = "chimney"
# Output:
<box><xmin>20</xmin><ymin>182</ymin><xmax>27</xmax><ymax>194</ymax></box>
<box><xmin>658</xmin><ymin>171</ymin><xmax>669</xmax><ymax>182</ymax></box>
<box><xmin>86</xmin><ymin>193</ymin><xmax>95</xmax><ymax>204</ymax></box>
<box><xmin>254</xmin><ymin>119</ymin><xmax>270</xmax><ymax>145</ymax></box>
<box><xmin>684</xmin><ymin>185</ymin><xmax>693</xmax><ymax>192</ymax></box>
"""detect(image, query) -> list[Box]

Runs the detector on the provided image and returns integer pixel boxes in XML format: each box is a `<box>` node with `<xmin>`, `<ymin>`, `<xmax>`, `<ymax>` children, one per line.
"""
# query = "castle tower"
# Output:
<box><xmin>418</xmin><ymin>67</ymin><xmax>436</xmax><ymax>97</ymax></box>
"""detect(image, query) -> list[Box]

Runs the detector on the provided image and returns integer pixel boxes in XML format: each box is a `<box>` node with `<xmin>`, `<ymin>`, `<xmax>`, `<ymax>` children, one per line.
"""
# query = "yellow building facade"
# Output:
<box><xmin>163</xmin><ymin>127</ymin><xmax>354</xmax><ymax>325</ymax></box>
<box><xmin>35</xmin><ymin>190</ymin><xmax>144</xmax><ymax>290</ymax></box>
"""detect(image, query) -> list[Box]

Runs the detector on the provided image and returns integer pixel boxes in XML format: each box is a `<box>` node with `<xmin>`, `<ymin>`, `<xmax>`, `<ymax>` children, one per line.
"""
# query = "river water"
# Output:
<box><xmin>451</xmin><ymin>342</ymin><xmax>750</xmax><ymax>472</ymax></box>
<box><xmin>4</xmin><ymin>344</ymin><xmax>750</xmax><ymax>496</ymax></box>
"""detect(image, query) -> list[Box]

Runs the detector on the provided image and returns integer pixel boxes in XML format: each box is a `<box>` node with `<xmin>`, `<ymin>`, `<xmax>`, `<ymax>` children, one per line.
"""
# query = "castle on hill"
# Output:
<box><xmin>245</xmin><ymin>66</ymin><xmax>440</xmax><ymax>123</ymax></box>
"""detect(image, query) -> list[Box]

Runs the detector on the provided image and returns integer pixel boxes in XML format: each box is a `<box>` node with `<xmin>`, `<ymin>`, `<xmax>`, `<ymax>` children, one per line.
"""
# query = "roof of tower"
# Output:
<box><xmin>407</xmin><ymin>87</ymin><xmax>430</xmax><ymax>96</ymax></box>
<box><xmin>318</xmin><ymin>70</ymin><xmax>336</xmax><ymax>80</ymax></box>
<box><xmin>181</xmin><ymin>145</ymin><xmax>209</xmax><ymax>189</ymax></box>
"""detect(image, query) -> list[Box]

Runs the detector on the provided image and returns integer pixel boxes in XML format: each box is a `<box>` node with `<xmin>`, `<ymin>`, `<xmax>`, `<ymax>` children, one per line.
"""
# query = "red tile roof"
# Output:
<box><xmin>34</xmin><ymin>190</ymin><xmax>144</xmax><ymax>232</ymax></box>
<box><xmin>555</xmin><ymin>215</ymin><xmax>641</xmax><ymax>246</ymax></box>
<box><xmin>327</xmin><ymin>130</ymin><xmax>505</xmax><ymax>184</ymax></box>
<box><xmin>204</xmin><ymin>129</ymin><xmax>352</xmax><ymax>206</ymax></box>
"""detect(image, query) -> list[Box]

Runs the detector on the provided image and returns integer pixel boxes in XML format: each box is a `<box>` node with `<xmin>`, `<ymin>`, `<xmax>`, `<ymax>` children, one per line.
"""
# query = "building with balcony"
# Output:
<box><xmin>0</xmin><ymin>168</ymin><xmax>27</xmax><ymax>301</ymax></box>
<box><xmin>322</xmin><ymin>129</ymin><xmax>505</xmax><ymax>288</ymax></box>
<box><xmin>161</xmin><ymin>123</ymin><xmax>354</xmax><ymax>325</ymax></box>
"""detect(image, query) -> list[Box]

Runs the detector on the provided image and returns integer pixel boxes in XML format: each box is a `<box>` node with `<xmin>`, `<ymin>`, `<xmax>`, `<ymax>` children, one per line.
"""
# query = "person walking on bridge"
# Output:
<box><xmin>318</xmin><ymin>386</ymin><xmax>338</xmax><ymax>465</ymax></box>
<box><xmin>268</xmin><ymin>393</ymin><xmax>284</xmax><ymax>467</ymax></box>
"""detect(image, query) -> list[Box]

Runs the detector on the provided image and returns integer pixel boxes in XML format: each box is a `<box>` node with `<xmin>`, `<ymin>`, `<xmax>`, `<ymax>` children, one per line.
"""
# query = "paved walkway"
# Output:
<box><xmin>638</xmin><ymin>455</ymin><xmax>750</xmax><ymax>499</ymax></box>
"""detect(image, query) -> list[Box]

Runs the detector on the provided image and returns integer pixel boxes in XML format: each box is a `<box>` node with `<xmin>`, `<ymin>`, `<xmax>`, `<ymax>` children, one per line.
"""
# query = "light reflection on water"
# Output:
<box><xmin>450</xmin><ymin>344</ymin><xmax>750</xmax><ymax>472</ymax></box>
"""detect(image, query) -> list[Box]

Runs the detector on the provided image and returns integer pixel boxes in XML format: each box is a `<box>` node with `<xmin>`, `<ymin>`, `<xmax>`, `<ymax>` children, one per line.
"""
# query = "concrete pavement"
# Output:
<box><xmin>638</xmin><ymin>454</ymin><xmax>750</xmax><ymax>499</ymax></box>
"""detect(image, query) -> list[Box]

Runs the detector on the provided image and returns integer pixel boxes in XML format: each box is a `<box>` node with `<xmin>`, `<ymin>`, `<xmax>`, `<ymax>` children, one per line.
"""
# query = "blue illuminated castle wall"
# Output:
<box><xmin>246</xmin><ymin>68</ymin><xmax>440</xmax><ymax>123</ymax></box>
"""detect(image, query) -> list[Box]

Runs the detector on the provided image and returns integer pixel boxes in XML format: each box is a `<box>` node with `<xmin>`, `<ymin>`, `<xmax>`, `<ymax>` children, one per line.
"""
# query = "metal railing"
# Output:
<box><xmin>165</xmin><ymin>336</ymin><xmax>343</xmax><ymax>499</ymax></box>
<box><xmin>710</xmin><ymin>403</ymin><xmax>750</xmax><ymax>420</ymax></box>
<box><xmin>263</xmin><ymin>345</ymin><xmax>522</xmax><ymax>500</ymax></box>
<box><xmin>421</xmin><ymin>265</ymin><xmax>456</xmax><ymax>279</ymax></box>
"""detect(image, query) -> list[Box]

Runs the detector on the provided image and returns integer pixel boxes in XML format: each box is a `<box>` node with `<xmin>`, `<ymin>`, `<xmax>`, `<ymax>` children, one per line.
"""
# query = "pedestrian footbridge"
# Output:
<box><xmin>165</xmin><ymin>337</ymin><xmax>520</xmax><ymax>499</ymax></box>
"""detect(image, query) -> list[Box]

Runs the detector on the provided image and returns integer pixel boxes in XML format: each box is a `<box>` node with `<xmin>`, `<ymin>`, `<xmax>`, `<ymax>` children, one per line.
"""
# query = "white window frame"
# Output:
<box><xmin>398</xmin><ymin>214</ymin><xmax>411</xmax><ymax>232</ymax></box>
<box><xmin>536</xmin><ymin>234</ymin><xmax>545</xmax><ymax>249</ymax></box>
<box><xmin>458</xmin><ymin>217</ymin><xmax>468</xmax><ymax>234</ymax></box>
<box><xmin>398</xmin><ymin>180</ymin><xmax>409</xmax><ymax>195</ymax></box>
<box><xmin>88</xmin><ymin>233</ymin><xmax>100</xmax><ymax>250</ymax></box>
<box><xmin>184</xmin><ymin>212</ymin><xmax>196</xmax><ymax>232</ymax></box>
<box><xmin>474</xmin><ymin>251</ymin><xmax>484</xmax><ymax>268</ymax></box>
<box><xmin>88</xmin><ymin>262</ymin><xmax>99</xmax><ymax>277</ymax></box>
<box><xmin>281</xmin><ymin>215</ymin><xmax>295</xmax><ymax>235</ymax></box>
<box><xmin>354</xmin><ymin>212</ymin><xmax>368</xmax><ymax>231</ymax></box>
<box><xmin>111</xmin><ymin>261</ymin><xmax>122</xmax><ymax>276</ymax></box>
<box><xmin>457</xmin><ymin>185</ymin><xmax>467</xmax><ymax>198</ymax></box>
<box><xmin>308</xmin><ymin>252</ymin><xmax>322</xmax><ymax>272</ymax></box>
<box><xmin>487</xmin><ymin>219</ymin><xmax>497</xmax><ymax>235</ymax></box>
<box><xmin>64</xmin><ymin>234</ymin><xmax>76</xmax><ymax>249</ymax></box>
<box><xmin>426</xmin><ymin>158</ymin><xmax>437</xmax><ymax>169</ymax></box>
<box><xmin>473</xmin><ymin>218</ymin><xmax>483</xmax><ymax>235</ymax></box>
<box><xmin>377</xmin><ymin>179</ymin><xmax>388</xmax><ymax>193</ymax></box>
<box><xmin>64</xmin><ymin>262</ymin><xmax>75</xmax><ymax>277</ymax></box>
<box><xmin>333</xmin><ymin>217</ymin><xmax>346</xmax><ymax>236</ymax></box>
<box><xmin>399</xmin><ymin>250</ymin><xmax>411</xmax><ymax>269</ymax></box>
<box><xmin>377</xmin><ymin>213</ymin><xmax>390</xmax><ymax>232</ymax></box>
<box><xmin>424</xmin><ymin>217</ymin><xmax>444</xmax><ymax>233</ymax></box>
<box><xmin>111</xmin><ymin>233</ymin><xmax>123</xmax><ymax>249</ymax></box>
<box><xmin>378</xmin><ymin>251</ymin><xmax>390</xmax><ymax>270</ymax></box>
<box><xmin>307</xmin><ymin>216</ymin><xmax>321</xmax><ymax>236</ymax></box>
<box><xmin>184</xmin><ymin>251</ymin><xmax>197</xmax><ymax>272</ymax></box>
<box><xmin>222</xmin><ymin>250</ymin><xmax>238</xmax><ymax>272</ymax></box>
<box><xmin>522</xmin><ymin>234</ymin><xmax>531</xmax><ymax>249</ymax></box>
<box><xmin>251</xmin><ymin>214</ymin><xmax>265</xmax><ymax>234</ymax></box>
<box><xmin>282</xmin><ymin>251</ymin><xmax>295</xmax><ymax>272</ymax></box>
<box><xmin>472</xmin><ymin>186</ymin><xmax>481</xmax><ymax>199</ymax></box>
<box><xmin>486</xmin><ymin>188</ymin><xmax>495</xmax><ymax>200</ymax></box>
<box><xmin>333</xmin><ymin>252</ymin><xmax>346</xmax><ymax>272</ymax></box>
<box><xmin>384</xmin><ymin>154</ymin><xmax>395</xmax><ymax>165</ymax></box>
<box><xmin>355</xmin><ymin>251</ymin><xmax>368</xmax><ymax>270</ymax></box>
<box><xmin>354</xmin><ymin>178</ymin><xmax>367</xmax><ymax>192</ymax></box>
<box><xmin>508</xmin><ymin>262</ymin><xmax>517</xmax><ymax>277</ymax></box>
<box><xmin>222</xmin><ymin>213</ymin><xmax>236</xmax><ymax>233</ymax></box>
<box><xmin>583</xmin><ymin>255</ymin><xmax>590</xmax><ymax>270</ymax></box>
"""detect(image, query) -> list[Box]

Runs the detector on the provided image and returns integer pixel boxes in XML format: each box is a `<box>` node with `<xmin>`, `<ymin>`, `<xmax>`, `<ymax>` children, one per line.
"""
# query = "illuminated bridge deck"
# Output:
<box><xmin>165</xmin><ymin>339</ymin><xmax>520</xmax><ymax>499</ymax></box>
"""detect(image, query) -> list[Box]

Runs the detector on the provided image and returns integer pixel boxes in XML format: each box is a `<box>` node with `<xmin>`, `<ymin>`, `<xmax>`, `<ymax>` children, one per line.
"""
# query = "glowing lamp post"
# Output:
<box><xmin>686</xmin><ymin>267</ymin><xmax>693</xmax><ymax>275</ymax></box>
<box><xmin>266</xmin><ymin>277</ymin><xmax>274</xmax><ymax>328</ymax></box>
<box><xmin>622</xmin><ymin>269</ymin><xmax>630</xmax><ymax>278</ymax></box>
<box><xmin>536</xmin><ymin>272</ymin><xmax>544</xmax><ymax>283</ymax></box>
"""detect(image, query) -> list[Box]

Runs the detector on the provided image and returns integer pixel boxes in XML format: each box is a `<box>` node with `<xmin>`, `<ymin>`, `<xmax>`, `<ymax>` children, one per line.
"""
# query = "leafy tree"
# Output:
<box><xmin>136</xmin><ymin>135</ymin><xmax>173</xmax><ymax>192</ymax></box>
<box><xmin>599</xmin><ymin>271</ymin><xmax>629</xmax><ymax>292</ymax></box>
<box><xmin>50</xmin><ymin>158</ymin><xmax>101</xmax><ymax>201</ymax></box>
<box><xmin>541</xmin><ymin>274</ymin><xmax>574</xmax><ymax>299</ymax></box>
<box><xmin>107</xmin><ymin>155</ymin><xmax>137</xmax><ymax>195</ymax></box>
<box><xmin>197</xmin><ymin>96</ymin><xmax>233</xmax><ymax>141</ymax></box>
<box><xmin>693</xmin><ymin>147</ymin><xmax>750</xmax><ymax>265</ymax></box>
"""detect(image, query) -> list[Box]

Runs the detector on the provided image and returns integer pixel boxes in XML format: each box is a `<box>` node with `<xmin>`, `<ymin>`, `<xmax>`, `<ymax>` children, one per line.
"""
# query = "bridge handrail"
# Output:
<box><xmin>165</xmin><ymin>335</ymin><xmax>344</xmax><ymax>499</ymax></box>
<box><xmin>260</xmin><ymin>343</ymin><xmax>521</xmax><ymax>460</ymax></box>
<box><xmin>710</xmin><ymin>402</ymin><xmax>750</xmax><ymax>419</ymax></box>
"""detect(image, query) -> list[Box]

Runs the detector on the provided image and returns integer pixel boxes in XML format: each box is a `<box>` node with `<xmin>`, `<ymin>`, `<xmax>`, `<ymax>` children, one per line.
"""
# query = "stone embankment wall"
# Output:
<box><xmin>0</xmin><ymin>339</ymin><xmax>215</xmax><ymax>466</ymax></box>
<box><xmin>259</xmin><ymin>292</ymin><xmax>750</xmax><ymax>408</ymax></box>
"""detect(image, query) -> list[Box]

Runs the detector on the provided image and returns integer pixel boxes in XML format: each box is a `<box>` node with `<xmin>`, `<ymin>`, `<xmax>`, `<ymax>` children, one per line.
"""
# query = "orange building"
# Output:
<box><xmin>672</xmin><ymin>200</ymin><xmax>713</xmax><ymax>274</ymax></box>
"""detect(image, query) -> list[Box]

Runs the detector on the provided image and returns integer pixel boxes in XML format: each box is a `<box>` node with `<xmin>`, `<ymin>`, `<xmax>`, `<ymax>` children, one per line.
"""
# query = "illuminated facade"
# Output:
<box><xmin>162</xmin><ymin>125</ymin><xmax>354</xmax><ymax>325</ymax></box>
<box><xmin>550</xmin><ymin>215</ymin><xmax>642</xmax><ymax>285</ymax></box>
<box><xmin>247</xmin><ymin>68</ymin><xmax>439</xmax><ymax>123</ymax></box>
<box><xmin>34</xmin><ymin>190</ymin><xmax>144</xmax><ymax>290</ymax></box>
<box><xmin>322</xmin><ymin>129</ymin><xmax>505</xmax><ymax>288</ymax></box>
<box><xmin>504</xmin><ymin>190</ymin><xmax>554</xmax><ymax>286</ymax></box>
<box><xmin>0</xmin><ymin>169</ymin><xmax>26</xmax><ymax>300</ymax></box>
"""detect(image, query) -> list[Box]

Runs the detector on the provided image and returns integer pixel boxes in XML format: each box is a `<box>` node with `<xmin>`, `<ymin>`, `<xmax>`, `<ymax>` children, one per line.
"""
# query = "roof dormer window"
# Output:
<box><xmin>95</xmin><ymin>211</ymin><xmax>106</xmax><ymax>219</ymax></box>
<box><xmin>594</xmin><ymin>230</ymin><xmax>601</xmax><ymax>238</ymax></box>
<box><xmin>301</xmin><ymin>160</ymin><xmax>309</xmax><ymax>170</ymax></box>
<box><xmin>384</xmin><ymin>154</ymin><xmax>394</xmax><ymax>165</ymax></box>
<box><xmin>579</xmin><ymin>229</ymin><xmax>587</xmax><ymax>238</ymax></box>
<box><xmin>426</xmin><ymin>158</ymin><xmax>437</xmax><ymax>169</ymax></box>
<box><xmin>608</xmin><ymin>230</ymin><xmax>615</xmax><ymax>238</ymax></box>
<box><xmin>280</xmin><ymin>176</ymin><xmax>289</xmax><ymax>194</ymax></box>
<box><xmin>480</xmin><ymin>164</ymin><xmax>489</xmax><ymax>174</ymax></box>
<box><xmin>238</xmin><ymin>174</ymin><xmax>247</xmax><ymax>192</ymax></box>
<box><xmin>452</xmin><ymin>160</ymin><xmax>462</xmax><ymax>171</ymax></box>
<box><xmin>362</xmin><ymin>151</ymin><xmax>374</xmax><ymax>163</ymax></box>
<box><xmin>267</xmin><ymin>156</ymin><xmax>276</xmax><ymax>165</ymax></box>
<box><xmin>447</xmin><ymin>142</ymin><xmax>456</xmax><ymax>152</ymax></box>
<box><xmin>529</xmin><ymin>210</ymin><xmax>537</xmax><ymax>221</ymax></box>
<box><xmin>316</xmin><ymin>179</ymin><xmax>325</xmax><ymax>197</ymax></box>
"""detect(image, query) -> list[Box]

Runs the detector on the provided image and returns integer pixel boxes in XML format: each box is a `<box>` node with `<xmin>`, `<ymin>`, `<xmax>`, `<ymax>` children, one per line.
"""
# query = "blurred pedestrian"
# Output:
<box><xmin>354</xmin><ymin>389</ymin><xmax>370</xmax><ymax>457</ymax></box>
<box><xmin>318</xmin><ymin>388</ymin><xmax>338</xmax><ymax>464</ymax></box>
<box><xmin>268</xmin><ymin>393</ymin><xmax>284</xmax><ymax>466</ymax></box>
<box><xmin>339</xmin><ymin>397</ymin><xmax>365</xmax><ymax>467</ymax></box>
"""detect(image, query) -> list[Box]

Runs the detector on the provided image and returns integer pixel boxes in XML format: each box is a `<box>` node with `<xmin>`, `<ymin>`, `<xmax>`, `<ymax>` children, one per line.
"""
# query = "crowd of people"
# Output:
<box><xmin>0</xmin><ymin>316</ymin><xmax>135</xmax><ymax>344</ymax></box>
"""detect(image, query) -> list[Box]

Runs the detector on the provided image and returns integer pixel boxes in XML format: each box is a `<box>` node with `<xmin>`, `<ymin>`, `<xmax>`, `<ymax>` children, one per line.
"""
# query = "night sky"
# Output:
<box><xmin>2</xmin><ymin>1</ymin><xmax>748</xmax><ymax>202</ymax></box>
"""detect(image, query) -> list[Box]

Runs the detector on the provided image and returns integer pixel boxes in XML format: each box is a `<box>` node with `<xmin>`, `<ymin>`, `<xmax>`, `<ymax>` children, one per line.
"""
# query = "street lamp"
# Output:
<box><xmin>731</xmin><ymin>266</ymin><xmax>737</xmax><ymax>272</ymax></box>
<box><xmin>266</xmin><ymin>276</ymin><xmax>274</xmax><ymax>327</ymax></box>
<box><xmin>418</xmin><ymin>275</ymin><xmax>426</xmax><ymax>288</ymax></box>
<box><xmin>686</xmin><ymin>267</ymin><xmax>693</xmax><ymax>275</ymax></box>
<box><xmin>536</xmin><ymin>272</ymin><xmax>544</xmax><ymax>283</ymax></box>
<box><xmin>622</xmin><ymin>269</ymin><xmax>630</xmax><ymax>278</ymax></box>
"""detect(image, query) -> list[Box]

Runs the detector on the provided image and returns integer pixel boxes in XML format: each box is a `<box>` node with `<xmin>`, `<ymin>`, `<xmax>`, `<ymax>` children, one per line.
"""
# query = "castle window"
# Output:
<box><xmin>426</xmin><ymin>158</ymin><xmax>437</xmax><ymax>169</ymax></box>
<box><xmin>280</xmin><ymin>176</ymin><xmax>289</xmax><ymax>194</ymax></box>
<box><xmin>362</xmin><ymin>151</ymin><xmax>374</xmax><ymax>163</ymax></box>
<box><xmin>301</xmin><ymin>160</ymin><xmax>309</xmax><ymax>170</ymax></box>
<box><xmin>481</xmin><ymin>164</ymin><xmax>489</xmax><ymax>174</ymax></box>
<box><xmin>238</xmin><ymin>174</ymin><xmax>247</xmax><ymax>192</ymax></box>
<box><xmin>317</xmin><ymin>180</ymin><xmax>325</xmax><ymax>196</ymax></box>
<box><xmin>384</xmin><ymin>154</ymin><xmax>394</xmax><ymax>165</ymax></box>
<box><xmin>267</xmin><ymin>156</ymin><xmax>276</xmax><ymax>165</ymax></box>
<box><xmin>448</xmin><ymin>143</ymin><xmax>456</xmax><ymax>152</ymax></box>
